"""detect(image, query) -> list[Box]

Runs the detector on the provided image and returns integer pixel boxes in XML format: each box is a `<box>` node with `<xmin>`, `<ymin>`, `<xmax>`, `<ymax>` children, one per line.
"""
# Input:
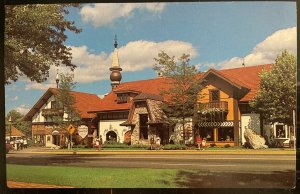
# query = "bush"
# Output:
<box><xmin>210</xmin><ymin>143</ymin><xmax>217</xmax><ymax>147</ymax></box>
<box><xmin>130</xmin><ymin>144</ymin><xmax>148</xmax><ymax>149</ymax></box>
<box><xmin>162</xmin><ymin>144</ymin><xmax>187</xmax><ymax>150</ymax></box>
<box><xmin>224</xmin><ymin>144</ymin><xmax>231</xmax><ymax>148</ymax></box>
<box><xmin>102</xmin><ymin>142</ymin><xmax>129</xmax><ymax>148</ymax></box>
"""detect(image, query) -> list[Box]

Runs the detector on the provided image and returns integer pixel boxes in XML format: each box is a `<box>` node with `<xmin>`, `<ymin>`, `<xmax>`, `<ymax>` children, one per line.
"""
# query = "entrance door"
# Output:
<box><xmin>52</xmin><ymin>135</ymin><xmax>60</xmax><ymax>146</ymax></box>
<box><xmin>140</xmin><ymin>114</ymin><xmax>148</xmax><ymax>139</ymax></box>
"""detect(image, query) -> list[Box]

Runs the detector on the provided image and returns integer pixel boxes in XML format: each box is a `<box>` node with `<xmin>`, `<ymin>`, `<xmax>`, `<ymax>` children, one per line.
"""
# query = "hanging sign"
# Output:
<box><xmin>78</xmin><ymin>125</ymin><xmax>88</xmax><ymax>138</ymax></box>
<box><xmin>67</xmin><ymin>124</ymin><xmax>76</xmax><ymax>135</ymax></box>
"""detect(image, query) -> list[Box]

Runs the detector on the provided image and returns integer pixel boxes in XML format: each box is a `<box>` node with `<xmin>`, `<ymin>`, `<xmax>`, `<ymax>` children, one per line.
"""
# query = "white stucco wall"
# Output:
<box><xmin>32</xmin><ymin>95</ymin><xmax>69</xmax><ymax>123</ymax></box>
<box><xmin>240</xmin><ymin>114</ymin><xmax>260</xmax><ymax>144</ymax></box>
<box><xmin>99</xmin><ymin>120</ymin><xmax>130</xmax><ymax>143</ymax></box>
<box><xmin>32</xmin><ymin>95</ymin><xmax>56</xmax><ymax>123</ymax></box>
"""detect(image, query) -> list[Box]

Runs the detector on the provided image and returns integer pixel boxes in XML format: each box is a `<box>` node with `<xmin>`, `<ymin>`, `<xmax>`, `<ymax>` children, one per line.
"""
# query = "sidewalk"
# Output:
<box><xmin>11</xmin><ymin>147</ymin><xmax>296</xmax><ymax>155</ymax></box>
<box><xmin>7</xmin><ymin>181</ymin><xmax>74</xmax><ymax>188</ymax></box>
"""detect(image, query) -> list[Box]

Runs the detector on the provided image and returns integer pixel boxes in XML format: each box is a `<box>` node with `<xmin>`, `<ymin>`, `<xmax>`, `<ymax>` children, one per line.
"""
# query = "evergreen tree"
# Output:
<box><xmin>154</xmin><ymin>51</ymin><xmax>202</xmax><ymax>143</ymax></box>
<box><xmin>5</xmin><ymin>4</ymin><xmax>81</xmax><ymax>84</ymax></box>
<box><xmin>250</xmin><ymin>50</ymin><xmax>296</xmax><ymax>126</ymax></box>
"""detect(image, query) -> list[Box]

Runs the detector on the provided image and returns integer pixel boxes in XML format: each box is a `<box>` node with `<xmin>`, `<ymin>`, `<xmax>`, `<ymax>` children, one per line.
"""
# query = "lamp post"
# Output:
<box><xmin>8</xmin><ymin>116</ymin><xmax>12</xmax><ymax>141</ymax></box>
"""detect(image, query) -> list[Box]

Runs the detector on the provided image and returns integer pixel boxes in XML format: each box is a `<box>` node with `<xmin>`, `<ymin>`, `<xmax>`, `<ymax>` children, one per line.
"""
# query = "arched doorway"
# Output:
<box><xmin>106</xmin><ymin>131</ymin><xmax>117</xmax><ymax>142</ymax></box>
<box><xmin>52</xmin><ymin>130</ymin><xmax>60</xmax><ymax>146</ymax></box>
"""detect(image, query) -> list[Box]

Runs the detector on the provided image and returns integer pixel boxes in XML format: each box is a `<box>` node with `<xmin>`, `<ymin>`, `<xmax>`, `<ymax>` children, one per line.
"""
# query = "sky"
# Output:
<box><xmin>5</xmin><ymin>2</ymin><xmax>297</xmax><ymax>115</ymax></box>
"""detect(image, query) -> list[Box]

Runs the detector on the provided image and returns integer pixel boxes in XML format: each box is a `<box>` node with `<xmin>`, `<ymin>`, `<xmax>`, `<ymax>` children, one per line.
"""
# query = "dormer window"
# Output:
<box><xmin>117</xmin><ymin>93</ymin><xmax>128</xmax><ymax>103</ymax></box>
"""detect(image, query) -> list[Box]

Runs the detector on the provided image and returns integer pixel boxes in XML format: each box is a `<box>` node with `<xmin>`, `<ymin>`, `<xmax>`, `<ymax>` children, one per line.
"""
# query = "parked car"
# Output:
<box><xmin>6</xmin><ymin>143</ymin><xmax>13</xmax><ymax>154</ymax></box>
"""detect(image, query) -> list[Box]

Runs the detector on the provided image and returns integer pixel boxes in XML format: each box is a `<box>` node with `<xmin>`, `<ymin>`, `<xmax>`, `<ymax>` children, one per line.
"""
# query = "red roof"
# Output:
<box><xmin>24</xmin><ymin>88</ymin><xmax>102</xmax><ymax>120</ymax></box>
<box><xmin>218</xmin><ymin>64</ymin><xmax>272</xmax><ymax>101</ymax></box>
<box><xmin>6</xmin><ymin>126</ymin><xmax>25</xmax><ymax>137</ymax></box>
<box><xmin>91</xmin><ymin>64</ymin><xmax>272</xmax><ymax>112</ymax></box>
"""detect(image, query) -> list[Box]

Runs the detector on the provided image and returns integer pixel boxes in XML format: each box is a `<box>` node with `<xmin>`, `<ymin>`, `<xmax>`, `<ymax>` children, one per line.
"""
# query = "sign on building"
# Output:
<box><xmin>78</xmin><ymin>125</ymin><xmax>88</xmax><ymax>138</ymax></box>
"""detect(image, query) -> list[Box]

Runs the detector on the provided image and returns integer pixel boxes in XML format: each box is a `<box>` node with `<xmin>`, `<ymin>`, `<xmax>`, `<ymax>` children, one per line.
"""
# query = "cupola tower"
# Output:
<box><xmin>109</xmin><ymin>35</ymin><xmax>122</xmax><ymax>89</ymax></box>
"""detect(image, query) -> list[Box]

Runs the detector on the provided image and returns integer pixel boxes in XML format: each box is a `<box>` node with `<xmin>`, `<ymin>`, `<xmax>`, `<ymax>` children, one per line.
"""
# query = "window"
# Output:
<box><xmin>199</xmin><ymin>128</ymin><xmax>214</xmax><ymax>141</ymax></box>
<box><xmin>209</xmin><ymin>90</ymin><xmax>220</xmax><ymax>102</ymax></box>
<box><xmin>217</xmin><ymin>127</ymin><xmax>234</xmax><ymax>142</ymax></box>
<box><xmin>117</xmin><ymin>93</ymin><xmax>128</xmax><ymax>103</ymax></box>
<box><xmin>275</xmin><ymin>125</ymin><xmax>285</xmax><ymax>138</ymax></box>
<box><xmin>140</xmin><ymin>114</ymin><xmax>148</xmax><ymax>139</ymax></box>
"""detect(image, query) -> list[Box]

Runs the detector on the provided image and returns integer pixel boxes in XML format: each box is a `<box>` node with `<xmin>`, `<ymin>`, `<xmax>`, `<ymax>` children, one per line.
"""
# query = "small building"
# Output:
<box><xmin>5</xmin><ymin>126</ymin><xmax>25</xmax><ymax>140</ymax></box>
<box><xmin>24</xmin><ymin>88</ymin><xmax>102</xmax><ymax>147</ymax></box>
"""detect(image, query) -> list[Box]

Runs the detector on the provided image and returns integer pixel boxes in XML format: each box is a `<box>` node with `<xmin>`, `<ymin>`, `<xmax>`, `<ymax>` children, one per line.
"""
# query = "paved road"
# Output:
<box><xmin>6</xmin><ymin>150</ymin><xmax>296</xmax><ymax>188</ymax></box>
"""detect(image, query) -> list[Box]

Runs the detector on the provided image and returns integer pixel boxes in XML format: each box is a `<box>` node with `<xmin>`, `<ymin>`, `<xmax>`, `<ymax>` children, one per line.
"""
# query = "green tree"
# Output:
<box><xmin>5</xmin><ymin>4</ymin><xmax>81</xmax><ymax>84</ymax></box>
<box><xmin>250</xmin><ymin>50</ymin><xmax>296</xmax><ymax>126</ymax></box>
<box><xmin>154</xmin><ymin>51</ymin><xmax>203</xmax><ymax>144</ymax></box>
<box><xmin>54</xmin><ymin>73</ymin><xmax>81</xmax><ymax>127</ymax></box>
<box><xmin>6</xmin><ymin>110</ymin><xmax>31</xmax><ymax>137</ymax></box>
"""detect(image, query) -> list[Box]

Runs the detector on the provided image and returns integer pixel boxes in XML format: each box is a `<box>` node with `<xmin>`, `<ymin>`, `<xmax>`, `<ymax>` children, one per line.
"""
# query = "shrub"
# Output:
<box><xmin>102</xmin><ymin>142</ymin><xmax>129</xmax><ymax>148</ymax></box>
<box><xmin>210</xmin><ymin>143</ymin><xmax>217</xmax><ymax>147</ymax></box>
<box><xmin>224</xmin><ymin>144</ymin><xmax>231</xmax><ymax>148</ymax></box>
<box><xmin>162</xmin><ymin>144</ymin><xmax>187</xmax><ymax>150</ymax></box>
<box><xmin>130</xmin><ymin>144</ymin><xmax>148</xmax><ymax>149</ymax></box>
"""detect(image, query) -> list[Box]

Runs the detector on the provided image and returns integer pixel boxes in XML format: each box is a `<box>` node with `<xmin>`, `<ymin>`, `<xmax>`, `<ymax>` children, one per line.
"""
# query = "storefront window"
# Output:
<box><xmin>34</xmin><ymin>135</ymin><xmax>45</xmax><ymax>144</ymax></box>
<box><xmin>217</xmin><ymin>127</ymin><xmax>234</xmax><ymax>141</ymax></box>
<box><xmin>199</xmin><ymin>128</ymin><xmax>214</xmax><ymax>141</ymax></box>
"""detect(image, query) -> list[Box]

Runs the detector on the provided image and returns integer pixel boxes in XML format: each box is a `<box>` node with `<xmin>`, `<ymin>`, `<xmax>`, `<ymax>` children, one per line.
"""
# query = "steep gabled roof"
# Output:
<box><xmin>24</xmin><ymin>88</ymin><xmax>102</xmax><ymax>120</ymax></box>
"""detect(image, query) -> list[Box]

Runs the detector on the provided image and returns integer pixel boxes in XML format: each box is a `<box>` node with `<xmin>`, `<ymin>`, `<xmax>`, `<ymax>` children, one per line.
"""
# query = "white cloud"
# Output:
<box><xmin>15</xmin><ymin>104</ymin><xmax>30</xmax><ymax>114</ymax></box>
<box><xmin>25</xmin><ymin>82</ymin><xmax>56</xmax><ymax>91</ymax></box>
<box><xmin>118</xmin><ymin>40</ymin><xmax>198</xmax><ymax>72</ymax></box>
<box><xmin>51</xmin><ymin>40</ymin><xmax>198</xmax><ymax>84</ymax></box>
<box><xmin>217</xmin><ymin>27</ymin><xmax>296</xmax><ymax>69</ymax></box>
<box><xmin>80</xmin><ymin>3</ymin><xmax>166</xmax><ymax>27</ymax></box>
<box><xmin>23</xmin><ymin>39</ymin><xmax>196</xmax><ymax>87</ymax></box>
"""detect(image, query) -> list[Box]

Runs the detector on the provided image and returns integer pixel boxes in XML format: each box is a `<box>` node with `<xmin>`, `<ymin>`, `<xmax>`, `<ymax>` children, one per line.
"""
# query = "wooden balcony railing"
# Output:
<box><xmin>197</xmin><ymin>101</ymin><xmax>228</xmax><ymax>113</ymax></box>
<box><xmin>41</xmin><ymin>108</ymin><xmax>64</xmax><ymax>117</ymax></box>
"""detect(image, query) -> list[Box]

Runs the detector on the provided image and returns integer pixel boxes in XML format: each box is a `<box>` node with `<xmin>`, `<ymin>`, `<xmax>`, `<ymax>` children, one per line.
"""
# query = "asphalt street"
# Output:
<box><xmin>6</xmin><ymin>149</ymin><xmax>296</xmax><ymax>188</ymax></box>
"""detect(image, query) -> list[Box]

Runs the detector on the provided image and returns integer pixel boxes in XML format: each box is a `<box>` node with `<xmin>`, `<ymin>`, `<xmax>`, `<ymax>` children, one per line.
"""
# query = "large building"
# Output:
<box><xmin>25</xmin><ymin>38</ymin><xmax>293</xmax><ymax>147</ymax></box>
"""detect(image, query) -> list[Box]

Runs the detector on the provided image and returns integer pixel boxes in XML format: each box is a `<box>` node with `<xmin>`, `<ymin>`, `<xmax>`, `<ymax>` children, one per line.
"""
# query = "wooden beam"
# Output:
<box><xmin>233</xmin><ymin>98</ymin><xmax>239</xmax><ymax>146</ymax></box>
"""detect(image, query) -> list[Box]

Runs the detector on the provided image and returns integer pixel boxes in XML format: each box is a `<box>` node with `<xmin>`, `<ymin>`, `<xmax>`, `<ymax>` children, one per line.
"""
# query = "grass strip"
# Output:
<box><xmin>7</xmin><ymin>164</ymin><xmax>180</xmax><ymax>188</ymax></box>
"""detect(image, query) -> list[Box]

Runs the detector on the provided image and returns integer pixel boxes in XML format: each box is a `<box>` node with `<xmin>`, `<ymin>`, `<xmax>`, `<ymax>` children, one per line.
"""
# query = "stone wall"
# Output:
<box><xmin>131</xmin><ymin>103</ymin><xmax>149</xmax><ymax>145</ymax></box>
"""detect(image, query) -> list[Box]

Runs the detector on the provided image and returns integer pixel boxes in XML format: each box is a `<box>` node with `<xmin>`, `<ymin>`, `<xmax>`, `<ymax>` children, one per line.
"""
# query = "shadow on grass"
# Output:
<box><xmin>174</xmin><ymin>169</ymin><xmax>295</xmax><ymax>188</ymax></box>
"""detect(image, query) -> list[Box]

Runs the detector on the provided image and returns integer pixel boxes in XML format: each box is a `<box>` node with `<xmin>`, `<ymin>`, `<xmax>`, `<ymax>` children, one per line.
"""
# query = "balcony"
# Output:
<box><xmin>197</xmin><ymin>101</ymin><xmax>228</xmax><ymax>114</ymax></box>
<box><xmin>196</xmin><ymin>101</ymin><xmax>228</xmax><ymax>122</ymax></box>
<box><xmin>41</xmin><ymin>108</ymin><xmax>64</xmax><ymax>117</ymax></box>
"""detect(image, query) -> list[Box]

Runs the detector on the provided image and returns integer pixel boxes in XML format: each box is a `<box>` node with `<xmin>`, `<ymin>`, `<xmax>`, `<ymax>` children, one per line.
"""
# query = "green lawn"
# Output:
<box><xmin>7</xmin><ymin>164</ymin><xmax>183</xmax><ymax>188</ymax></box>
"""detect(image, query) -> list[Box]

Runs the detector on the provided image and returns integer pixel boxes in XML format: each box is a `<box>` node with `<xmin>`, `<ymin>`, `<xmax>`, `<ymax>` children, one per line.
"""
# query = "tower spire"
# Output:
<box><xmin>110</xmin><ymin>35</ymin><xmax>122</xmax><ymax>90</ymax></box>
<box><xmin>114</xmin><ymin>34</ymin><xmax>118</xmax><ymax>48</ymax></box>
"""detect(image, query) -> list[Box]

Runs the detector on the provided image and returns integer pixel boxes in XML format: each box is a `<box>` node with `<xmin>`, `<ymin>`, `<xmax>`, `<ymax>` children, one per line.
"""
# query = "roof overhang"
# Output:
<box><xmin>23</xmin><ymin>88</ymin><xmax>57</xmax><ymax>121</ymax></box>
<box><xmin>88</xmin><ymin>109</ymin><xmax>130</xmax><ymax>114</ymax></box>
<box><xmin>200</xmin><ymin>69</ymin><xmax>250</xmax><ymax>100</ymax></box>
